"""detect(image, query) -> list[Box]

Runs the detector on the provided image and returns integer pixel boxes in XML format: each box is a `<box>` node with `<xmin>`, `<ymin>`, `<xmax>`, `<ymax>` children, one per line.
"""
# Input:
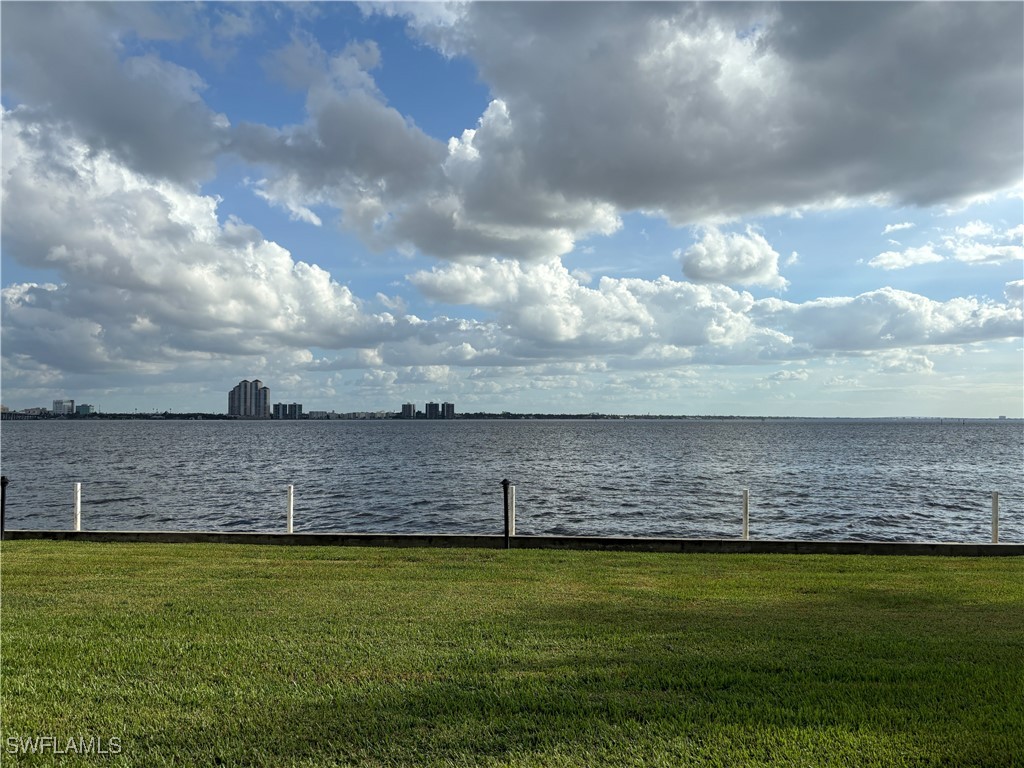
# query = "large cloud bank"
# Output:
<box><xmin>1</xmin><ymin>2</ymin><xmax>1022</xmax><ymax>409</ymax></box>
<box><xmin>220</xmin><ymin>2</ymin><xmax>1024</xmax><ymax>264</ymax></box>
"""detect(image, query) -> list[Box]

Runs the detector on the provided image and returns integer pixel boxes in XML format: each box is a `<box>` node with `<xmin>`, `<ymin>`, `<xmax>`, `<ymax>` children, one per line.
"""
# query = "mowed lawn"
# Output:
<box><xmin>1</xmin><ymin>541</ymin><xmax>1022</xmax><ymax>767</ymax></box>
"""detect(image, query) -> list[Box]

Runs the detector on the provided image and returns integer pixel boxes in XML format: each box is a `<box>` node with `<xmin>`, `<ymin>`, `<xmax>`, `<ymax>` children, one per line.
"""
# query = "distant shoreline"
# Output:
<box><xmin>2</xmin><ymin>412</ymin><xmax>1020</xmax><ymax>422</ymax></box>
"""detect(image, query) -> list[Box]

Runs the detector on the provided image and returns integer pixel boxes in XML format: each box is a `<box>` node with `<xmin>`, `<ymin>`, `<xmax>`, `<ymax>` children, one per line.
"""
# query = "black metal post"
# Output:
<box><xmin>501</xmin><ymin>478</ymin><xmax>511</xmax><ymax>549</ymax></box>
<box><xmin>1</xmin><ymin>476</ymin><xmax>8</xmax><ymax>541</ymax></box>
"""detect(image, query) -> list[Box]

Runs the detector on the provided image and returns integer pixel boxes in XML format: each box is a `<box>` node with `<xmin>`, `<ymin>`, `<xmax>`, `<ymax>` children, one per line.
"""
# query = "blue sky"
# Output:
<box><xmin>2</xmin><ymin>2</ymin><xmax>1022</xmax><ymax>416</ymax></box>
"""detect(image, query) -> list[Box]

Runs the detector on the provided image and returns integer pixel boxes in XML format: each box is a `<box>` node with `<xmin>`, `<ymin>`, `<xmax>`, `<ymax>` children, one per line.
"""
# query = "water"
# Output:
<box><xmin>1</xmin><ymin>419</ymin><xmax>1021</xmax><ymax>543</ymax></box>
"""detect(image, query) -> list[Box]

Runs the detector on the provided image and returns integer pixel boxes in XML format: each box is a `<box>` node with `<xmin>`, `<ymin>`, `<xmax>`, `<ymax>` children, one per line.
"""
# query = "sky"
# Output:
<box><xmin>1</xmin><ymin>1</ymin><xmax>1022</xmax><ymax>417</ymax></box>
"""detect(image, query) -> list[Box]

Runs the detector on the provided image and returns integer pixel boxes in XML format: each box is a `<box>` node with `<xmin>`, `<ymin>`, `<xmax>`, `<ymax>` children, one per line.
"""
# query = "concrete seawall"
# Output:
<box><xmin>4</xmin><ymin>529</ymin><xmax>1023</xmax><ymax>556</ymax></box>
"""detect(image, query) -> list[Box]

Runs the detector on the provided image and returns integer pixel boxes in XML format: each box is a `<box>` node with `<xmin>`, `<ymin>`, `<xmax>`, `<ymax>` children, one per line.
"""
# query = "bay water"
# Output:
<box><xmin>1</xmin><ymin>418</ymin><xmax>1021</xmax><ymax>543</ymax></box>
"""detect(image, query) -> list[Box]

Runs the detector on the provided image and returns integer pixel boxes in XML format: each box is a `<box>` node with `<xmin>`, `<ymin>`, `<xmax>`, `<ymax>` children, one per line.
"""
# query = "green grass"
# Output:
<box><xmin>1</xmin><ymin>542</ymin><xmax>1022</xmax><ymax>766</ymax></box>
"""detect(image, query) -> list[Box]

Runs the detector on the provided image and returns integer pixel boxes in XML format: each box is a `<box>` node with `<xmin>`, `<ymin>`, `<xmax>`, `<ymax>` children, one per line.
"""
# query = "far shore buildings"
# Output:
<box><xmin>52</xmin><ymin>399</ymin><xmax>75</xmax><ymax>415</ymax></box>
<box><xmin>2</xmin><ymin>401</ymin><xmax>95</xmax><ymax>419</ymax></box>
<box><xmin>401</xmin><ymin>401</ymin><xmax>456</xmax><ymax>419</ymax></box>
<box><xmin>273</xmin><ymin>402</ymin><xmax>303</xmax><ymax>420</ymax></box>
<box><xmin>228</xmin><ymin>379</ymin><xmax>270</xmax><ymax>418</ymax></box>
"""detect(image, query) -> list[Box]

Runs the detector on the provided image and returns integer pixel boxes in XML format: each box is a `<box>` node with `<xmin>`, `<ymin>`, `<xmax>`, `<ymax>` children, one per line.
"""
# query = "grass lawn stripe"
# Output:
<box><xmin>1</xmin><ymin>542</ymin><xmax>1021</xmax><ymax>766</ymax></box>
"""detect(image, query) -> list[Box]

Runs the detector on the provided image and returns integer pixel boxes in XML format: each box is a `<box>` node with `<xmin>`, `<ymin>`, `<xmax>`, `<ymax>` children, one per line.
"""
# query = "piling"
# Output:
<box><xmin>992</xmin><ymin>492</ymin><xmax>999</xmax><ymax>544</ymax></box>
<box><xmin>1</xmin><ymin>476</ymin><xmax>8</xmax><ymax>541</ymax></box>
<box><xmin>73</xmin><ymin>482</ymin><xmax>82</xmax><ymax>532</ymax></box>
<box><xmin>501</xmin><ymin>479</ymin><xmax>514</xmax><ymax>549</ymax></box>
<box><xmin>742</xmin><ymin>489</ymin><xmax>750</xmax><ymax>540</ymax></box>
<box><xmin>287</xmin><ymin>485</ymin><xmax>295</xmax><ymax>534</ymax></box>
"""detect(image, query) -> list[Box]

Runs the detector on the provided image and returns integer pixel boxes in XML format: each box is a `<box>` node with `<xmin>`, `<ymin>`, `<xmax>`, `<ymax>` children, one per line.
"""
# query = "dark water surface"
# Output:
<box><xmin>2</xmin><ymin>419</ymin><xmax>1021</xmax><ymax>543</ymax></box>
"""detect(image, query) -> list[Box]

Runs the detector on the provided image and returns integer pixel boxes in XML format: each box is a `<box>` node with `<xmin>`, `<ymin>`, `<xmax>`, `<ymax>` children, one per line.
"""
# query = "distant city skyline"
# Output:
<box><xmin>1</xmin><ymin>3</ymin><xmax>1021</xmax><ymax>417</ymax></box>
<box><xmin>3</xmin><ymin>386</ymin><xmax>466</xmax><ymax>420</ymax></box>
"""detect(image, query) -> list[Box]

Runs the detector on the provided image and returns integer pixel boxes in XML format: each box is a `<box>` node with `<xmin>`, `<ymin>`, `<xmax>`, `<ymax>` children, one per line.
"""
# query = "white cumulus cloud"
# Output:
<box><xmin>754</xmin><ymin>288</ymin><xmax>1022</xmax><ymax>352</ymax></box>
<box><xmin>882</xmin><ymin>222</ymin><xmax>915</xmax><ymax>235</ymax></box>
<box><xmin>873</xmin><ymin>349</ymin><xmax>935</xmax><ymax>375</ymax></box>
<box><xmin>1</xmin><ymin>3</ymin><xmax>230</xmax><ymax>185</ymax></box>
<box><xmin>235</xmin><ymin>2</ymin><xmax>1024</xmax><ymax>262</ymax></box>
<box><xmin>943</xmin><ymin>220</ymin><xmax>1024</xmax><ymax>265</ymax></box>
<box><xmin>386</xmin><ymin>2</ymin><xmax>1023</xmax><ymax>224</ymax></box>
<box><xmin>679</xmin><ymin>227</ymin><xmax>789</xmax><ymax>289</ymax></box>
<box><xmin>1</xmin><ymin>110</ymin><xmax>408</xmax><ymax>379</ymax></box>
<box><xmin>868</xmin><ymin>245</ymin><xmax>944</xmax><ymax>271</ymax></box>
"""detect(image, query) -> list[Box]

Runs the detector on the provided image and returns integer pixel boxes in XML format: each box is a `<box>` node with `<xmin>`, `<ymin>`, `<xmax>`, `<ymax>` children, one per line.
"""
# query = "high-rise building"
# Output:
<box><xmin>401</xmin><ymin>403</ymin><xmax>416</xmax><ymax>419</ymax></box>
<box><xmin>425</xmin><ymin>402</ymin><xmax>440</xmax><ymax>419</ymax></box>
<box><xmin>228</xmin><ymin>379</ymin><xmax>270</xmax><ymax>418</ymax></box>
<box><xmin>52</xmin><ymin>399</ymin><xmax>75</xmax><ymax>415</ymax></box>
<box><xmin>442</xmin><ymin>402</ymin><xmax>455</xmax><ymax>419</ymax></box>
<box><xmin>272</xmin><ymin>403</ymin><xmax>303</xmax><ymax>420</ymax></box>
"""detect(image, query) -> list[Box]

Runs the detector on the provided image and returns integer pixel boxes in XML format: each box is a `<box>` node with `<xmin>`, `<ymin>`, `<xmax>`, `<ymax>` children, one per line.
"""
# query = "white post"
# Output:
<box><xmin>510</xmin><ymin>485</ymin><xmax>516</xmax><ymax>537</ymax></box>
<box><xmin>742</xmin><ymin>489</ymin><xmax>749</xmax><ymax>540</ymax></box>
<box><xmin>287</xmin><ymin>485</ymin><xmax>294</xmax><ymax>534</ymax></box>
<box><xmin>992</xmin><ymin>491</ymin><xmax>999</xmax><ymax>544</ymax></box>
<box><xmin>73</xmin><ymin>482</ymin><xmax>81</xmax><ymax>532</ymax></box>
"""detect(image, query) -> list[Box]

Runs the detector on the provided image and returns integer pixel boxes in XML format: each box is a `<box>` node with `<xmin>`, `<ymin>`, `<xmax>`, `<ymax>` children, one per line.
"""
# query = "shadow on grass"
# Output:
<box><xmin>147</xmin><ymin>591</ymin><xmax>1021</xmax><ymax>767</ymax></box>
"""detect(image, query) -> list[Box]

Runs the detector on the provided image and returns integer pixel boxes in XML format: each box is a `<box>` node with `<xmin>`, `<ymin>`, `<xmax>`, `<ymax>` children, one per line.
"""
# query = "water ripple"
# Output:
<box><xmin>1</xmin><ymin>419</ymin><xmax>1021</xmax><ymax>543</ymax></box>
